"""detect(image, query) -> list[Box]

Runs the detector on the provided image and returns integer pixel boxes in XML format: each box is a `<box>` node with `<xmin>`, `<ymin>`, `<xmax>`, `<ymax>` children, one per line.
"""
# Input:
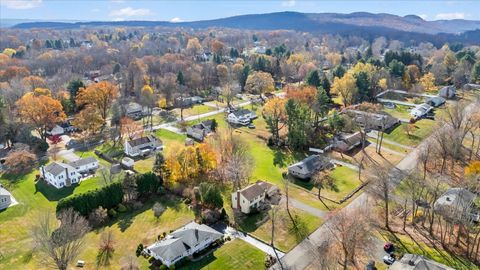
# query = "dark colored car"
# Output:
<box><xmin>384</xmin><ymin>242</ymin><xmax>394</xmax><ymax>253</ymax></box>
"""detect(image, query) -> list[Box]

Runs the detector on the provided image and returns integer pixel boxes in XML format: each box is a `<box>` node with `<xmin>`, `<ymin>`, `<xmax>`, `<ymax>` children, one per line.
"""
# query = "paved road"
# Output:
<box><xmin>273</xmin><ymin>101</ymin><xmax>478</xmax><ymax>269</ymax></box>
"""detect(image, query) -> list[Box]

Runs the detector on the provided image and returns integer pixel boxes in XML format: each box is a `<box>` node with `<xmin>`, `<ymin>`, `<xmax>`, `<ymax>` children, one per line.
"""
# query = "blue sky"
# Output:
<box><xmin>1</xmin><ymin>0</ymin><xmax>479</xmax><ymax>21</ymax></box>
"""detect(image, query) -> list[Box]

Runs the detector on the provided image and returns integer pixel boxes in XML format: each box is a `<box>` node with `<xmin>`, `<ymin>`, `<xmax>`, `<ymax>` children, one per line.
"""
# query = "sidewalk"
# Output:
<box><xmin>225</xmin><ymin>226</ymin><xmax>285</xmax><ymax>258</ymax></box>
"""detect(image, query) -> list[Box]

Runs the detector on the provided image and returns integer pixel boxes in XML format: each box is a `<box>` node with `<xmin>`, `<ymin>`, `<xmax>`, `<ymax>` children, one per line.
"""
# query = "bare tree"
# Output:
<box><xmin>120</xmin><ymin>255</ymin><xmax>139</xmax><ymax>270</ymax></box>
<box><xmin>30</xmin><ymin>208</ymin><xmax>90</xmax><ymax>270</ymax></box>
<box><xmin>96</xmin><ymin>230</ymin><xmax>115</xmax><ymax>267</ymax></box>
<box><xmin>323</xmin><ymin>207</ymin><xmax>376</xmax><ymax>270</ymax></box>
<box><xmin>367</xmin><ymin>163</ymin><xmax>394</xmax><ymax>229</ymax></box>
<box><xmin>269</xmin><ymin>206</ymin><xmax>284</xmax><ymax>270</ymax></box>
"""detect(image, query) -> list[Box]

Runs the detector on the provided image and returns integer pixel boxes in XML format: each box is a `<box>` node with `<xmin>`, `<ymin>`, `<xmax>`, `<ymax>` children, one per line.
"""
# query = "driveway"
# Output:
<box><xmin>288</xmin><ymin>198</ymin><xmax>327</xmax><ymax>219</ymax></box>
<box><xmin>225</xmin><ymin>226</ymin><xmax>285</xmax><ymax>258</ymax></box>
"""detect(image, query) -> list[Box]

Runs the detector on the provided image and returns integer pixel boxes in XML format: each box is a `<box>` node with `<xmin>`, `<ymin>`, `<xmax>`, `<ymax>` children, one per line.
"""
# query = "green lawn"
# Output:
<box><xmin>382</xmin><ymin>119</ymin><xmax>437</xmax><ymax>147</ymax></box>
<box><xmin>180</xmin><ymin>239</ymin><xmax>265</xmax><ymax>270</ymax></box>
<box><xmin>383</xmin><ymin>104</ymin><xmax>412</xmax><ymax>120</ymax></box>
<box><xmin>177</xmin><ymin>104</ymin><xmax>216</xmax><ymax>118</ymax></box>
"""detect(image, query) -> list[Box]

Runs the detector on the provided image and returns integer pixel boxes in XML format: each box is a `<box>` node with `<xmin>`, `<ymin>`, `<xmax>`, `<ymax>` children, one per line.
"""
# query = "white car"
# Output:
<box><xmin>383</xmin><ymin>255</ymin><xmax>395</xmax><ymax>265</ymax></box>
<box><xmin>410</xmin><ymin>103</ymin><xmax>433</xmax><ymax>119</ymax></box>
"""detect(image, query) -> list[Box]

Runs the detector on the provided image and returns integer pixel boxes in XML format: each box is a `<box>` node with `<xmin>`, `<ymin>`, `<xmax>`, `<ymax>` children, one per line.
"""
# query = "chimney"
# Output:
<box><xmin>237</xmin><ymin>191</ymin><xmax>241</xmax><ymax>210</ymax></box>
<box><xmin>65</xmin><ymin>167</ymin><xmax>71</xmax><ymax>186</ymax></box>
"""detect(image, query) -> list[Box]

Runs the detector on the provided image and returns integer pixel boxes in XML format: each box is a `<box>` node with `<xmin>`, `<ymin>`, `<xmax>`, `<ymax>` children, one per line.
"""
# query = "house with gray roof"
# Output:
<box><xmin>389</xmin><ymin>253</ymin><xmax>454</xmax><ymax>270</ymax></box>
<box><xmin>227</xmin><ymin>109</ymin><xmax>256</xmax><ymax>126</ymax></box>
<box><xmin>144</xmin><ymin>222</ymin><xmax>223</xmax><ymax>267</ymax></box>
<box><xmin>346</xmin><ymin>109</ymin><xmax>400</xmax><ymax>131</ymax></box>
<box><xmin>124</xmin><ymin>135</ymin><xmax>163</xmax><ymax>157</ymax></box>
<box><xmin>68</xmin><ymin>157</ymin><xmax>99</xmax><ymax>174</ymax></box>
<box><xmin>332</xmin><ymin>132</ymin><xmax>364</xmax><ymax>152</ymax></box>
<box><xmin>39</xmin><ymin>157</ymin><xmax>99</xmax><ymax>189</ymax></box>
<box><xmin>434</xmin><ymin>187</ymin><xmax>479</xmax><ymax>222</ymax></box>
<box><xmin>231</xmin><ymin>180</ymin><xmax>280</xmax><ymax>214</ymax></box>
<box><xmin>186</xmin><ymin>120</ymin><xmax>214</xmax><ymax>142</ymax></box>
<box><xmin>0</xmin><ymin>185</ymin><xmax>12</xmax><ymax>210</ymax></box>
<box><xmin>288</xmin><ymin>155</ymin><xmax>333</xmax><ymax>180</ymax></box>
<box><xmin>40</xmin><ymin>162</ymin><xmax>81</xmax><ymax>189</ymax></box>
<box><xmin>439</xmin><ymin>85</ymin><xmax>456</xmax><ymax>99</ymax></box>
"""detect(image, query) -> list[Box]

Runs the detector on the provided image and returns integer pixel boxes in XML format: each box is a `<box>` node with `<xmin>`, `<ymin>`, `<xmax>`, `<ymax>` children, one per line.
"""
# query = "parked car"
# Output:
<box><xmin>248</xmin><ymin>123</ymin><xmax>256</xmax><ymax>129</ymax></box>
<box><xmin>426</xmin><ymin>96</ymin><xmax>446</xmax><ymax>107</ymax></box>
<box><xmin>384</xmin><ymin>242</ymin><xmax>394</xmax><ymax>253</ymax></box>
<box><xmin>76</xmin><ymin>260</ymin><xmax>85</xmax><ymax>267</ymax></box>
<box><xmin>383</xmin><ymin>255</ymin><xmax>395</xmax><ymax>265</ymax></box>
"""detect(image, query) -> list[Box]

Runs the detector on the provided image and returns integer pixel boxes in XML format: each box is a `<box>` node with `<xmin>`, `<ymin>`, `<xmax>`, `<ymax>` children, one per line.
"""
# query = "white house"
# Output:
<box><xmin>439</xmin><ymin>85</ymin><xmax>456</xmax><ymax>99</ymax></box>
<box><xmin>68</xmin><ymin>157</ymin><xmax>99</xmax><ymax>174</ymax></box>
<box><xmin>227</xmin><ymin>109</ymin><xmax>256</xmax><ymax>126</ymax></box>
<box><xmin>410</xmin><ymin>103</ymin><xmax>433</xmax><ymax>120</ymax></box>
<box><xmin>124</xmin><ymin>135</ymin><xmax>163</xmax><ymax>157</ymax></box>
<box><xmin>288</xmin><ymin>155</ymin><xmax>333</xmax><ymax>180</ymax></box>
<box><xmin>144</xmin><ymin>222</ymin><xmax>223</xmax><ymax>267</ymax></box>
<box><xmin>346</xmin><ymin>109</ymin><xmax>400</xmax><ymax>131</ymax></box>
<box><xmin>332</xmin><ymin>132</ymin><xmax>364</xmax><ymax>153</ymax></box>
<box><xmin>47</xmin><ymin>125</ymin><xmax>65</xmax><ymax>136</ymax></box>
<box><xmin>231</xmin><ymin>181</ymin><xmax>279</xmax><ymax>214</ymax></box>
<box><xmin>434</xmin><ymin>188</ymin><xmax>479</xmax><ymax>222</ymax></box>
<box><xmin>40</xmin><ymin>162</ymin><xmax>81</xmax><ymax>189</ymax></box>
<box><xmin>389</xmin><ymin>253</ymin><xmax>454</xmax><ymax>270</ymax></box>
<box><xmin>0</xmin><ymin>185</ymin><xmax>12</xmax><ymax>210</ymax></box>
<box><xmin>39</xmin><ymin>157</ymin><xmax>99</xmax><ymax>189</ymax></box>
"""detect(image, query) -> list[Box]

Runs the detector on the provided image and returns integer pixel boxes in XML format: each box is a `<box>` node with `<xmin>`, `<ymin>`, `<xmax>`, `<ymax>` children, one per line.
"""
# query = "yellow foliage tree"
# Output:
<box><xmin>465</xmin><ymin>161</ymin><xmax>480</xmax><ymax>175</ymax></box>
<box><xmin>331</xmin><ymin>73</ymin><xmax>358</xmax><ymax>107</ymax></box>
<box><xmin>419</xmin><ymin>72</ymin><xmax>436</xmax><ymax>92</ymax></box>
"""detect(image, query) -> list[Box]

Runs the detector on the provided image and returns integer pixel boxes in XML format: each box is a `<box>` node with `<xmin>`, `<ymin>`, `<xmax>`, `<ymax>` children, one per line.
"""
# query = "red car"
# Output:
<box><xmin>384</xmin><ymin>242</ymin><xmax>394</xmax><ymax>253</ymax></box>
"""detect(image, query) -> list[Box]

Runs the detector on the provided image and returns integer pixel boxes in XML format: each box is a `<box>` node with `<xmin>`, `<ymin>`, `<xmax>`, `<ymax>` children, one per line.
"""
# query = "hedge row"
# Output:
<box><xmin>56</xmin><ymin>182</ymin><xmax>124</xmax><ymax>216</ymax></box>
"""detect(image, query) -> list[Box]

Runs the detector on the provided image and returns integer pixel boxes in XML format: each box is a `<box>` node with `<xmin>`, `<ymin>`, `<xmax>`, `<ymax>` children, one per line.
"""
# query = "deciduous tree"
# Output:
<box><xmin>76</xmin><ymin>81</ymin><xmax>119</xmax><ymax>123</ymax></box>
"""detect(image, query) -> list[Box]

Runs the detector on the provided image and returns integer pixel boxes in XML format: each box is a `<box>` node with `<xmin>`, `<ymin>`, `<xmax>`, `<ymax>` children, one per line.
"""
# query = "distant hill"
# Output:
<box><xmin>11</xmin><ymin>12</ymin><xmax>480</xmax><ymax>44</ymax></box>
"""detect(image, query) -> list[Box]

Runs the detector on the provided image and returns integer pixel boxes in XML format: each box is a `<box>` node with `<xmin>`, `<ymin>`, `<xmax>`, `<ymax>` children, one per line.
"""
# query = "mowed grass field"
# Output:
<box><xmin>382</xmin><ymin>119</ymin><xmax>437</xmax><ymax>147</ymax></box>
<box><xmin>180</xmin><ymin>239</ymin><xmax>265</xmax><ymax>270</ymax></box>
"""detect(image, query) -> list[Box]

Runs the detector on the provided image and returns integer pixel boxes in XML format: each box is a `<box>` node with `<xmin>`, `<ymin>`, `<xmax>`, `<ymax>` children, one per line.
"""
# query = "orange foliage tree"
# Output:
<box><xmin>120</xmin><ymin>117</ymin><xmax>143</xmax><ymax>141</ymax></box>
<box><xmin>16</xmin><ymin>89</ymin><xmax>66</xmax><ymax>141</ymax></box>
<box><xmin>76</xmin><ymin>81</ymin><xmax>119</xmax><ymax>123</ymax></box>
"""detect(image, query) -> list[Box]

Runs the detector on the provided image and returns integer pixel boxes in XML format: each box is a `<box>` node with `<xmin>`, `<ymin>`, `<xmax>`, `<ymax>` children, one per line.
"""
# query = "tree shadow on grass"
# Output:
<box><xmin>235</xmin><ymin>211</ymin><xmax>268</xmax><ymax>233</ymax></box>
<box><xmin>272</xmin><ymin>149</ymin><xmax>306</xmax><ymax>168</ymax></box>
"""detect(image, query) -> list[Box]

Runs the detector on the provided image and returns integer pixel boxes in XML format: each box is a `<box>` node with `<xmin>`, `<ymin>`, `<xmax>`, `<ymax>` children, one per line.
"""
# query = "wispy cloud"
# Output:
<box><xmin>435</xmin><ymin>12</ymin><xmax>466</xmax><ymax>20</ymax></box>
<box><xmin>418</xmin><ymin>14</ymin><xmax>428</xmax><ymax>20</ymax></box>
<box><xmin>281</xmin><ymin>0</ymin><xmax>296</xmax><ymax>7</ymax></box>
<box><xmin>1</xmin><ymin>0</ymin><xmax>42</xmax><ymax>9</ymax></box>
<box><xmin>109</xmin><ymin>7</ymin><xmax>152</xmax><ymax>18</ymax></box>
<box><xmin>170</xmin><ymin>17</ymin><xmax>183</xmax><ymax>23</ymax></box>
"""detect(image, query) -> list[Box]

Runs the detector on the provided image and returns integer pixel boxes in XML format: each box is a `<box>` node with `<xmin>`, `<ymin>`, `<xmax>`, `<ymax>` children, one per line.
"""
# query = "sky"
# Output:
<box><xmin>1</xmin><ymin>0</ymin><xmax>479</xmax><ymax>22</ymax></box>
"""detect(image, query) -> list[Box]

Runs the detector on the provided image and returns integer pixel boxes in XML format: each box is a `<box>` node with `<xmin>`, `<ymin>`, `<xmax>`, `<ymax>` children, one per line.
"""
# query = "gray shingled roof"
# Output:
<box><xmin>68</xmin><ymin>157</ymin><xmax>97</xmax><ymax>168</ymax></box>
<box><xmin>232</xmin><ymin>109</ymin><xmax>251</xmax><ymax>117</ymax></box>
<box><xmin>239</xmin><ymin>184</ymin><xmax>265</xmax><ymax>201</ymax></box>
<box><xmin>43</xmin><ymin>162</ymin><xmax>68</xmax><ymax>176</ymax></box>
<box><xmin>127</xmin><ymin>135</ymin><xmax>160</xmax><ymax>148</ymax></box>
<box><xmin>147</xmin><ymin>222</ymin><xmax>222</xmax><ymax>263</ymax></box>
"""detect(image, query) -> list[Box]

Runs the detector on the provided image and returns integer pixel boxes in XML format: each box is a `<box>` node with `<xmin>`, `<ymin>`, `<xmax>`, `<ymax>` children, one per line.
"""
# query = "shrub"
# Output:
<box><xmin>57</xmin><ymin>182</ymin><xmax>124</xmax><ymax>216</ymax></box>
<box><xmin>159</xmin><ymin>265</ymin><xmax>167</xmax><ymax>270</ymax></box>
<box><xmin>169</xmin><ymin>265</ymin><xmax>175</xmax><ymax>270</ymax></box>
<box><xmin>88</xmin><ymin>206</ymin><xmax>109</xmax><ymax>227</ymax></box>
<box><xmin>4</xmin><ymin>150</ymin><xmax>37</xmax><ymax>174</ymax></box>
<box><xmin>108</xmin><ymin>208</ymin><xmax>118</xmax><ymax>218</ymax></box>
<box><xmin>136</xmin><ymin>243</ymin><xmax>144</xmax><ymax>257</ymax></box>
<box><xmin>136</xmin><ymin>172</ymin><xmax>162</xmax><ymax>197</ymax></box>
<box><xmin>152</xmin><ymin>202</ymin><xmax>166</xmax><ymax>219</ymax></box>
<box><xmin>117</xmin><ymin>203</ymin><xmax>127</xmax><ymax>213</ymax></box>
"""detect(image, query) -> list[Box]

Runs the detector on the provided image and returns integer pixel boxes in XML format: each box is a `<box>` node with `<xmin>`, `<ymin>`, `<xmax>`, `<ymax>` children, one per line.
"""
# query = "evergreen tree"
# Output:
<box><xmin>285</xmin><ymin>99</ymin><xmax>311</xmax><ymax>150</ymax></box>
<box><xmin>321</xmin><ymin>75</ymin><xmax>332</xmax><ymax>98</ymax></box>
<box><xmin>332</xmin><ymin>65</ymin><xmax>346</xmax><ymax>79</ymax></box>
<box><xmin>306</xmin><ymin>70</ymin><xmax>321</xmax><ymax>88</ymax></box>
<box><xmin>355</xmin><ymin>71</ymin><xmax>370</xmax><ymax>102</ymax></box>
<box><xmin>176</xmin><ymin>71</ymin><xmax>185</xmax><ymax>86</ymax></box>
<box><xmin>67</xmin><ymin>79</ymin><xmax>85</xmax><ymax>109</ymax></box>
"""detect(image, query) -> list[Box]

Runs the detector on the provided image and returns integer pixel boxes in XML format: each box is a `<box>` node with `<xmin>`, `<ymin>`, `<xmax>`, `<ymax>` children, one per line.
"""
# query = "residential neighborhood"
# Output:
<box><xmin>1</xmin><ymin>1</ymin><xmax>480</xmax><ymax>270</ymax></box>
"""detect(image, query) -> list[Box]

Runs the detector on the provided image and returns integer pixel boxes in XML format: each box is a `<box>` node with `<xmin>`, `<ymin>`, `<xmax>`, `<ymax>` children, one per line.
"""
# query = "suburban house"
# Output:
<box><xmin>68</xmin><ymin>156</ymin><xmax>99</xmax><ymax>174</ymax></box>
<box><xmin>332</xmin><ymin>132</ymin><xmax>364</xmax><ymax>152</ymax></box>
<box><xmin>47</xmin><ymin>121</ymin><xmax>76</xmax><ymax>136</ymax></box>
<box><xmin>144</xmin><ymin>222</ymin><xmax>223</xmax><ymax>267</ymax></box>
<box><xmin>40</xmin><ymin>157</ymin><xmax>99</xmax><ymax>189</ymax></box>
<box><xmin>0</xmin><ymin>185</ymin><xmax>12</xmax><ymax>210</ymax></box>
<box><xmin>434</xmin><ymin>188</ymin><xmax>479</xmax><ymax>222</ymax></box>
<box><xmin>463</xmin><ymin>83</ymin><xmax>480</xmax><ymax>91</ymax></box>
<box><xmin>174</xmin><ymin>96</ymin><xmax>204</xmax><ymax>108</ymax></box>
<box><xmin>439</xmin><ymin>85</ymin><xmax>456</xmax><ymax>99</ymax></box>
<box><xmin>40</xmin><ymin>162</ymin><xmax>81</xmax><ymax>189</ymax></box>
<box><xmin>389</xmin><ymin>253</ymin><xmax>454</xmax><ymax>270</ymax></box>
<box><xmin>347</xmin><ymin>110</ymin><xmax>400</xmax><ymax>131</ymax></box>
<box><xmin>227</xmin><ymin>109</ymin><xmax>256</xmax><ymax>126</ymax></box>
<box><xmin>126</xmin><ymin>102</ymin><xmax>145</xmax><ymax>120</ymax></box>
<box><xmin>124</xmin><ymin>135</ymin><xmax>163</xmax><ymax>157</ymax></box>
<box><xmin>186</xmin><ymin>120</ymin><xmax>214</xmax><ymax>142</ymax></box>
<box><xmin>288</xmin><ymin>155</ymin><xmax>334</xmax><ymax>180</ymax></box>
<box><xmin>426</xmin><ymin>96</ymin><xmax>446</xmax><ymax>107</ymax></box>
<box><xmin>231</xmin><ymin>181</ymin><xmax>280</xmax><ymax>214</ymax></box>
<box><xmin>410</xmin><ymin>103</ymin><xmax>433</xmax><ymax>119</ymax></box>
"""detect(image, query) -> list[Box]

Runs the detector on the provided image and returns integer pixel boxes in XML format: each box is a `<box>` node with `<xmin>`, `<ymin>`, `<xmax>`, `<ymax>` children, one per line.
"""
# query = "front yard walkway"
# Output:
<box><xmin>225</xmin><ymin>226</ymin><xmax>285</xmax><ymax>258</ymax></box>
